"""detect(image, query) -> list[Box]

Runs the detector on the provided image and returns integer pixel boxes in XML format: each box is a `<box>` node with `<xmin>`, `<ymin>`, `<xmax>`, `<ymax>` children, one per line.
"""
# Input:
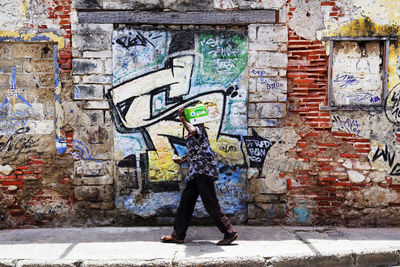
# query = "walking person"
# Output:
<box><xmin>161</xmin><ymin>107</ymin><xmax>238</xmax><ymax>245</ymax></box>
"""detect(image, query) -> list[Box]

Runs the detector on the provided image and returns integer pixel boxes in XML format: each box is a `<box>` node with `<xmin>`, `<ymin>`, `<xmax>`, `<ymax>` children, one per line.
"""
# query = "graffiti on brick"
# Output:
<box><xmin>385</xmin><ymin>83</ymin><xmax>400</xmax><ymax>124</ymax></box>
<box><xmin>371</xmin><ymin>144</ymin><xmax>400</xmax><ymax>176</ymax></box>
<box><xmin>243</xmin><ymin>129</ymin><xmax>275</xmax><ymax>169</ymax></box>
<box><xmin>266</xmin><ymin>158</ymin><xmax>305</xmax><ymax>173</ymax></box>
<box><xmin>332</xmin><ymin>115</ymin><xmax>361</xmax><ymax>135</ymax></box>
<box><xmin>0</xmin><ymin>127</ymin><xmax>37</xmax><ymax>153</ymax></box>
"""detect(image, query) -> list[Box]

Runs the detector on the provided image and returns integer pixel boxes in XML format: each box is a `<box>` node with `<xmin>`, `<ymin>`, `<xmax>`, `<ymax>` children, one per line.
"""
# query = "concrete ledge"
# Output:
<box><xmin>1</xmin><ymin>252</ymin><xmax>400</xmax><ymax>267</ymax></box>
<box><xmin>0</xmin><ymin>226</ymin><xmax>399</xmax><ymax>266</ymax></box>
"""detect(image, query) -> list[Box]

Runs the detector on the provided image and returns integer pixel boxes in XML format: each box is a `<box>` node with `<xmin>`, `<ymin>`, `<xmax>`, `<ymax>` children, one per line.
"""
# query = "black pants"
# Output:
<box><xmin>172</xmin><ymin>174</ymin><xmax>236</xmax><ymax>240</ymax></box>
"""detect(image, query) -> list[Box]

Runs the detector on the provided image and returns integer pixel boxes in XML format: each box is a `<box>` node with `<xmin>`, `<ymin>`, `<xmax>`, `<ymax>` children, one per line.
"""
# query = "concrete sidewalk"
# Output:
<box><xmin>0</xmin><ymin>226</ymin><xmax>399</xmax><ymax>267</ymax></box>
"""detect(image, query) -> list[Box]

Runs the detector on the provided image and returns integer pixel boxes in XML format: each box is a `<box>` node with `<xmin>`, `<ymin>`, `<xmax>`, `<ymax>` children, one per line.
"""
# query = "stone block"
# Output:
<box><xmin>333</xmin><ymin>56</ymin><xmax>381</xmax><ymax>74</ymax></box>
<box><xmin>259</xmin><ymin>103</ymin><xmax>287</xmax><ymax>119</ymax></box>
<box><xmin>249</xmin><ymin>42</ymin><xmax>280</xmax><ymax>51</ymax></box>
<box><xmin>104</xmin><ymin>110</ymin><xmax>113</xmax><ymax>123</ymax></box>
<box><xmin>86</xmin><ymin>201</ymin><xmax>115</xmax><ymax>210</ymax></box>
<box><xmin>74</xmin><ymin>84</ymin><xmax>104</xmax><ymax>100</ymax></box>
<box><xmin>72</xmin><ymin>0</ymin><xmax>102</xmax><ymax>9</ymax></box>
<box><xmin>83</xmin><ymin>100</ymin><xmax>111</xmax><ymax>110</ymax></box>
<box><xmin>16</xmin><ymin>259</ymin><xmax>77</xmax><ymax>267</ymax></box>
<box><xmin>255</xmin><ymin>25</ymin><xmax>288</xmax><ymax>43</ymax></box>
<box><xmin>249</xmin><ymin>177</ymin><xmax>272</xmax><ymax>194</ymax></box>
<box><xmin>215</xmin><ymin>0</ymin><xmax>285</xmax><ymax>9</ymax></box>
<box><xmin>258</xmin><ymin>52</ymin><xmax>288</xmax><ymax>68</ymax></box>
<box><xmin>248</xmin><ymin>92</ymin><xmax>287</xmax><ymax>102</ymax></box>
<box><xmin>248</xmin><ymin>77</ymin><xmax>257</xmax><ymax>93</ymax></box>
<box><xmin>11</xmin><ymin>45</ymin><xmax>42</xmax><ymax>59</ymax></box>
<box><xmin>0</xmin><ymin>74</ymin><xmax>9</xmax><ymax>85</ymax></box>
<box><xmin>369</xmin><ymin>171</ymin><xmax>386</xmax><ymax>184</ymax></box>
<box><xmin>72</xmin><ymin>24</ymin><xmax>113</xmax><ymax>52</ymax></box>
<box><xmin>82</xmin><ymin>75</ymin><xmax>112</xmax><ymax>84</ymax></box>
<box><xmin>248</xmin><ymin>50</ymin><xmax>258</xmax><ymax>67</ymax></box>
<box><xmin>0</xmin><ymin>59</ymin><xmax>23</xmax><ymax>73</ymax></box>
<box><xmin>15</xmin><ymin>74</ymin><xmax>39</xmax><ymax>88</ymax></box>
<box><xmin>83</xmin><ymin>50</ymin><xmax>112</xmax><ymax>58</ymax></box>
<box><xmin>356</xmin><ymin>252</ymin><xmax>400</xmax><ymax>267</ymax></box>
<box><xmin>347</xmin><ymin>170</ymin><xmax>365</xmax><ymax>183</ymax></box>
<box><xmin>74</xmin><ymin>185</ymin><xmax>113</xmax><ymax>202</ymax></box>
<box><xmin>248</xmin><ymin>203</ymin><xmax>286</xmax><ymax>219</ymax></box>
<box><xmin>0</xmin><ymin>45</ymin><xmax>9</xmax><ymax>59</ymax></box>
<box><xmin>88</xmin><ymin>125</ymin><xmax>109</xmax><ymax>144</ymax></box>
<box><xmin>73</xmin><ymin>175</ymin><xmax>113</xmax><ymax>185</ymax></box>
<box><xmin>249</xmin><ymin>68</ymin><xmax>279</xmax><ymax>77</ymax></box>
<box><xmin>39</xmin><ymin>74</ymin><xmax>54</xmax><ymax>88</ymax></box>
<box><xmin>74</xmin><ymin>160</ymin><xmax>110</xmax><ymax>177</ymax></box>
<box><xmin>72</xmin><ymin>59</ymin><xmax>102</xmax><ymax>74</ymax></box>
<box><xmin>257</xmin><ymin>78</ymin><xmax>287</xmax><ymax>93</ymax></box>
<box><xmin>279</xmin><ymin>5</ymin><xmax>288</xmax><ymax>23</ymax></box>
<box><xmin>41</xmin><ymin>45</ymin><xmax>54</xmax><ymax>59</ymax></box>
<box><xmin>248</xmin><ymin>118</ymin><xmax>277</xmax><ymax>127</ymax></box>
<box><xmin>103</xmin><ymin>59</ymin><xmax>113</xmax><ymax>75</ymax></box>
<box><xmin>248</xmin><ymin>103</ymin><xmax>256</xmax><ymax>119</ymax></box>
<box><xmin>24</xmin><ymin>59</ymin><xmax>54</xmax><ymax>73</ymax></box>
<box><xmin>84</xmin><ymin>110</ymin><xmax>104</xmax><ymax>124</ymax></box>
<box><xmin>254</xmin><ymin>193</ymin><xmax>280</xmax><ymax>203</ymax></box>
<box><xmin>102</xmin><ymin>0</ymin><xmax>159</xmax><ymax>9</ymax></box>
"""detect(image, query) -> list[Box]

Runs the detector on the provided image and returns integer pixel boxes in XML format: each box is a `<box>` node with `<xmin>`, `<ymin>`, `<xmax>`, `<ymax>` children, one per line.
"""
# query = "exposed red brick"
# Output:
<box><xmin>321</xmin><ymin>2</ymin><xmax>336</xmax><ymax>6</ymax></box>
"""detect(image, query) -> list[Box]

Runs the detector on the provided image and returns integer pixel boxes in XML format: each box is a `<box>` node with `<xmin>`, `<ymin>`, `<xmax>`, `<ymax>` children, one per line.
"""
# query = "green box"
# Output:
<box><xmin>184</xmin><ymin>103</ymin><xmax>219</xmax><ymax>125</ymax></box>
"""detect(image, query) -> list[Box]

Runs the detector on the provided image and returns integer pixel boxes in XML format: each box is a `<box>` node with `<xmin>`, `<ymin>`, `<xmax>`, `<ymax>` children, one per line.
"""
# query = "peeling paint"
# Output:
<box><xmin>0</xmin><ymin>31</ymin><xmax>65</xmax><ymax>49</ymax></box>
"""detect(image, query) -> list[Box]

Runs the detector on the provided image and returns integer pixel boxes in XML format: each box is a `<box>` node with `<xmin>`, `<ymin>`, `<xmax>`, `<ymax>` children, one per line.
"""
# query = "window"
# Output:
<box><xmin>322</xmin><ymin>37</ymin><xmax>396</xmax><ymax>110</ymax></box>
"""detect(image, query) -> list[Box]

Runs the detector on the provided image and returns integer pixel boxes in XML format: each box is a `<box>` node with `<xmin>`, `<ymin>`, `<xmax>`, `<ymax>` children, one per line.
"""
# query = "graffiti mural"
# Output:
<box><xmin>109</xmin><ymin>28</ymin><xmax>252</xmax><ymax>218</ymax></box>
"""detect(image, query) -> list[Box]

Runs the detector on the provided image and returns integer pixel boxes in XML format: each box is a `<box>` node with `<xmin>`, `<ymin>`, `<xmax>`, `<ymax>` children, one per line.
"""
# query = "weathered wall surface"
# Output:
<box><xmin>1</xmin><ymin>0</ymin><xmax>400</xmax><ymax>228</ymax></box>
<box><xmin>285</xmin><ymin>0</ymin><xmax>400</xmax><ymax>226</ymax></box>
<box><xmin>0</xmin><ymin>0</ymin><xmax>74</xmax><ymax>228</ymax></box>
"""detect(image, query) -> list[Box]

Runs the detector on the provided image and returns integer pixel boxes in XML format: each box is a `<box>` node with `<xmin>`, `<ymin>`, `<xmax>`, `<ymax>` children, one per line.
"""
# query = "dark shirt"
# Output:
<box><xmin>185</xmin><ymin>125</ymin><xmax>219</xmax><ymax>181</ymax></box>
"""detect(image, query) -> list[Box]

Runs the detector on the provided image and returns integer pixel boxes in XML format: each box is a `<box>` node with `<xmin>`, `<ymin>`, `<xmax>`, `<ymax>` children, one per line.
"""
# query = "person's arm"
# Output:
<box><xmin>173</xmin><ymin>154</ymin><xmax>187</xmax><ymax>165</ymax></box>
<box><xmin>178</xmin><ymin>107</ymin><xmax>198</xmax><ymax>136</ymax></box>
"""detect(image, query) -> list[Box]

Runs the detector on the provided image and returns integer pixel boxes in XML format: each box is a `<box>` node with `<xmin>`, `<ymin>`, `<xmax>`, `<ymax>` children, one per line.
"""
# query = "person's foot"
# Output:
<box><xmin>160</xmin><ymin>235</ymin><xmax>184</xmax><ymax>244</ymax></box>
<box><xmin>216</xmin><ymin>232</ymin><xmax>238</xmax><ymax>245</ymax></box>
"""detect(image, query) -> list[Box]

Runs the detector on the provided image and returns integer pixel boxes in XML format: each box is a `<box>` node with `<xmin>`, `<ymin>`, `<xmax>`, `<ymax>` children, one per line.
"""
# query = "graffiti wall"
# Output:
<box><xmin>109</xmin><ymin>28</ymin><xmax>249</xmax><ymax>219</ymax></box>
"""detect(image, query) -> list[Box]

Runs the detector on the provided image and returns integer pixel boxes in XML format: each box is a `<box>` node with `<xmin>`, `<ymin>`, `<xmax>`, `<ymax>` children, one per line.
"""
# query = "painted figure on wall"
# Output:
<box><xmin>109</xmin><ymin>28</ymin><xmax>249</xmax><ymax>219</ymax></box>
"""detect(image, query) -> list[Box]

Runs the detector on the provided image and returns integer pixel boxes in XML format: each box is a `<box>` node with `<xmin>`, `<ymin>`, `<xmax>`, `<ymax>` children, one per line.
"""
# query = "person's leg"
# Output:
<box><xmin>172</xmin><ymin>179</ymin><xmax>199</xmax><ymax>240</ymax></box>
<box><xmin>195</xmin><ymin>174</ymin><xmax>236</xmax><ymax>238</ymax></box>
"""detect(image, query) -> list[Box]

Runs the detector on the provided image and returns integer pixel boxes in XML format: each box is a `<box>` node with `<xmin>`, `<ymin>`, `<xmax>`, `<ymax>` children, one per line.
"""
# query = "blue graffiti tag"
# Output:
<box><xmin>294</xmin><ymin>207</ymin><xmax>309</xmax><ymax>223</ymax></box>
<box><xmin>347</xmin><ymin>92</ymin><xmax>380</xmax><ymax>103</ymax></box>
<box><xmin>72</xmin><ymin>140</ymin><xmax>102</xmax><ymax>162</ymax></box>
<box><xmin>333</xmin><ymin>74</ymin><xmax>358</xmax><ymax>88</ymax></box>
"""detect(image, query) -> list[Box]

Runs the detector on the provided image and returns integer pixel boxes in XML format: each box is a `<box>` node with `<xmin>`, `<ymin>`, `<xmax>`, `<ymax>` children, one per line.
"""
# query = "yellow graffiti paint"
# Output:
<box><xmin>325</xmin><ymin>17</ymin><xmax>400</xmax><ymax>91</ymax></box>
<box><xmin>19</xmin><ymin>0</ymin><xmax>29</xmax><ymax>18</ymax></box>
<box><xmin>145</xmin><ymin>118</ymin><xmax>245</xmax><ymax>182</ymax></box>
<box><xmin>353</xmin><ymin>0</ymin><xmax>400</xmax><ymax>26</ymax></box>
<box><xmin>0</xmin><ymin>31</ymin><xmax>65</xmax><ymax>49</ymax></box>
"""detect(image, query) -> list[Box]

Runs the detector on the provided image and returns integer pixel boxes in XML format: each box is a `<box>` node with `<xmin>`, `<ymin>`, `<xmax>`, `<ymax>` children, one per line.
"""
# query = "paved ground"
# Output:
<box><xmin>0</xmin><ymin>226</ymin><xmax>399</xmax><ymax>266</ymax></box>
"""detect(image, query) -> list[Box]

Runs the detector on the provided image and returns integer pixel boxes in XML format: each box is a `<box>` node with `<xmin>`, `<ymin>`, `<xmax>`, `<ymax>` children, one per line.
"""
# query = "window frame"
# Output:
<box><xmin>322</xmin><ymin>36</ymin><xmax>397</xmax><ymax>111</ymax></box>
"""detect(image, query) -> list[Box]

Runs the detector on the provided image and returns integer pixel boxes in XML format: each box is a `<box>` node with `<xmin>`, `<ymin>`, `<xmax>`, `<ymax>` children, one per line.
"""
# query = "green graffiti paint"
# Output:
<box><xmin>195</xmin><ymin>32</ymin><xmax>248</xmax><ymax>87</ymax></box>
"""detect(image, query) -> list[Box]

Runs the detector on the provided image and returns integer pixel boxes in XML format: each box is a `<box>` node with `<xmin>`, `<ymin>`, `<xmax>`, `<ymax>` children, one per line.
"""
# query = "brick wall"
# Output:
<box><xmin>285</xmin><ymin>0</ymin><xmax>400</xmax><ymax>226</ymax></box>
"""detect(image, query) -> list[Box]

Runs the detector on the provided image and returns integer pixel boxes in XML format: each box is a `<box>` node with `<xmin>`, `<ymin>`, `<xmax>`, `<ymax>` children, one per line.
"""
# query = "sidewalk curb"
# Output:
<box><xmin>1</xmin><ymin>251</ymin><xmax>399</xmax><ymax>267</ymax></box>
